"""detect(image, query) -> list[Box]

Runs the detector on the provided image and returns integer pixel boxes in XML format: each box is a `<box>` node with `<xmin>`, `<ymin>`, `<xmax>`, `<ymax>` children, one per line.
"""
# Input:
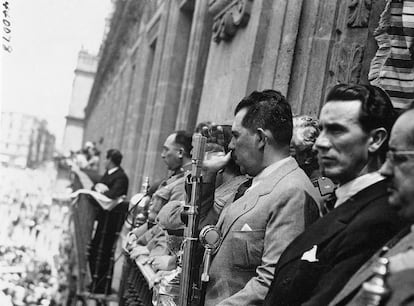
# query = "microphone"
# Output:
<box><xmin>199</xmin><ymin>225</ymin><xmax>222</xmax><ymax>283</ymax></box>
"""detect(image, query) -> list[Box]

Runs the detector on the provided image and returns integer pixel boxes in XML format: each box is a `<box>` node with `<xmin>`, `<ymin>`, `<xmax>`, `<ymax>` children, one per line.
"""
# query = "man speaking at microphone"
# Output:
<box><xmin>201</xmin><ymin>90</ymin><xmax>321</xmax><ymax>306</ymax></box>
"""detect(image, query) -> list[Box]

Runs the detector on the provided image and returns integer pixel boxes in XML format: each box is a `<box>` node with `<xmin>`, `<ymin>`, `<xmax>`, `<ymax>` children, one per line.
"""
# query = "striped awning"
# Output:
<box><xmin>369</xmin><ymin>0</ymin><xmax>414</xmax><ymax>109</ymax></box>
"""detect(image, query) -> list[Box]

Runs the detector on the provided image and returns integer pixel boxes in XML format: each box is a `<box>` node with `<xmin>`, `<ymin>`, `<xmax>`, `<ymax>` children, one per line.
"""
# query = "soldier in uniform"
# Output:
<box><xmin>126</xmin><ymin>131</ymin><xmax>192</xmax><ymax>258</ymax></box>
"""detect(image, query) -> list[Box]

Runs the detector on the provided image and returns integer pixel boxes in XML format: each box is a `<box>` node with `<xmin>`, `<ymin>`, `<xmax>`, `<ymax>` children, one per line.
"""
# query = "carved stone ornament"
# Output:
<box><xmin>209</xmin><ymin>0</ymin><xmax>254</xmax><ymax>43</ymax></box>
<box><xmin>348</xmin><ymin>0</ymin><xmax>372</xmax><ymax>28</ymax></box>
<box><xmin>330</xmin><ymin>43</ymin><xmax>365</xmax><ymax>84</ymax></box>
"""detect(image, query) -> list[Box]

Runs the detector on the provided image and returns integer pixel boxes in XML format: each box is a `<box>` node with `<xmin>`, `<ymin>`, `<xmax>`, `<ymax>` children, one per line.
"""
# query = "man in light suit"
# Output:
<box><xmin>263</xmin><ymin>84</ymin><xmax>407</xmax><ymax>306</ymax></box>
<box><xmin>203</xmin><ymin>90</ymin><xmax>321</xmax><ymax>306</ymax></box>
<box><xmin>329</xmin><ymin>106</ymin><xmax>414</xmax><ymax>306</ymax></box>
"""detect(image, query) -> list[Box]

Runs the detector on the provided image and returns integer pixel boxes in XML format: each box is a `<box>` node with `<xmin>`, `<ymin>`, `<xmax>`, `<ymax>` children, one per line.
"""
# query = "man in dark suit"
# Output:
<box><xmin>263</xmin><ymin>84</ymin><xmax>407</xmax><ymax>306</ymax></box>
<box><xmin>329</xmin><ymin>106</ymin><xmax>414</xmax><ymax>306</ymax></box>
<box><xmin>93</xmin><ymin>148</ymin><xmax>129</xmax><ymax>199</ymax></box>
<box><xmin>89</xmin><ymin>148</ymin><xmax>129</xmax><ymax>293</ymax></box>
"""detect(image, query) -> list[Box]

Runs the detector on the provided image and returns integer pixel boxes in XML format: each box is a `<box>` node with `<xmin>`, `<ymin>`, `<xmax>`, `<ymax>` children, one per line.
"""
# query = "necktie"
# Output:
<box><xmin>233</xmin><ymin>178</ymin><xmax>253</xmax><ymax>201</ymax></box>
<box><xmin>323</xmin><ymin>192</ymin><xmax>337</xmax><ymax>215</ymax></box>
<box><xmin>216</xmin><ymin>178</ymin><xmax>253</xmax><ymax>232</ymax></box>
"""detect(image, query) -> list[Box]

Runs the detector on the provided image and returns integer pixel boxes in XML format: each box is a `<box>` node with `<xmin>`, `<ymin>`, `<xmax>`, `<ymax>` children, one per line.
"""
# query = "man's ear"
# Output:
<box><xmin>256</xmin><ymin>128</ymin><xmax>269</xmax><ymax>149</ymax></box>
<box><xmin>368</xmin><ymin>127</ymin><xmax>388</xmax><ymax>153</ymax></box>
<box><xmin>177</xmin><ymin>148</ymin><xmax>184</xmax><ymax>159</ymax></box>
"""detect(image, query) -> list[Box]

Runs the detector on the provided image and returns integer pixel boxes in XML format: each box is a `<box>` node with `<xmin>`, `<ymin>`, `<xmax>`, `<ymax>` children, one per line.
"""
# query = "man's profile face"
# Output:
<box><xmin>380</xmin><ymin>111</ymin><xmax>414</xmax><ymax>222</ymax></box>
<box><xmin>105</xmin><ymin>157</ymin><xmax>112</xmax><ymax>170</ymax></box>
<box><xmin>229</xmin><ymin>107</ymin><xmax>262</xmax><ymax>176</ymax></box>
<box><xmin>314</xmin><ymin>100</ymin><xmax>371</xmax><ymax>185</ymax></box>
<box><xmin>161</xmin><ymin>133</ymin><xmax>182</xmax><ymax>171</ymax></box>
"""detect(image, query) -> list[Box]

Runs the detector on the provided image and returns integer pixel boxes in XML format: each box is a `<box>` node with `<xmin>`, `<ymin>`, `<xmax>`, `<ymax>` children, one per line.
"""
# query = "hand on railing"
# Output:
<box><xmin>130</xmin><ymin>245</ymin><xmax>150</xmax><ymax>259</ymax></box>
<box><xmin>124</xmin><ymin>232</ymin><xmax>138</xmax><ymax>252</ymax></box>
<box><xmin>147</xmin><ymin>255</ymin><xmax>178</xmax><ymax>272</ymax></box>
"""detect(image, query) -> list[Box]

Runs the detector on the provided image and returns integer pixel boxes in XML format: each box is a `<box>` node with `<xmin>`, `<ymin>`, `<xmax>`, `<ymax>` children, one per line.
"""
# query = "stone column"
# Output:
<box><xmin>175</xmin><ymin>0</ymin><xmax>213</xmax><ymax>131</ymax></box>
<box><xmin>287</xmin><ymin>0</ymin><xmax>386</xmax><ymax>117</ymax></box>
<box><xmin>135</xmin><ymin>0</ymin><xmax>193</xmax><ymax>183</ymax></box>
<box><xmin>132</xmin><ymin>2</ymin><xmax>171</xmax><ymax>186</ymax></box>
<box><xmin>253</xmin><ymin>0</ymin><xmax>305</xmax><ymax>95</ymax></box>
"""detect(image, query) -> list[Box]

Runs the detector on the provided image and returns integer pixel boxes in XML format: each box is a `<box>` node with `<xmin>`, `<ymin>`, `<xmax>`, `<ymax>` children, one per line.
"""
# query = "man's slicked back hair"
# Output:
<box><xmin>234</xmin><ymin>89</ymin><xmax>293</xmax><ymax>146</ymax></box>
<box><xmin>106</xmin><ymin>149</ymin><xmax>123</xmax><ymax>166</ymax></box>
<box><xmin>174</xmin><ymin>130</ymin><xmax>193</xmax><ymax>158</ymax></box>
<box><xmin>326</xmin><ymin>83</ymin><xmax>397</xmax><ymax>160</ymax></box>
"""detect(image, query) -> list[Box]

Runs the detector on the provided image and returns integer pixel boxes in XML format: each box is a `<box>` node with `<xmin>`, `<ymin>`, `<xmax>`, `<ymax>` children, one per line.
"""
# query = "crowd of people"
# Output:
<box><xmin>0</xmin><ymin>163</ymin><xmax>73</xmax><ymax>306</ymax></box>
<box><xmin>78</xmin><ymin>83</ymin><xmax>414</xmax><ymax>306</ymax></box>
<box><xmin>68</xmin><ymin>141</ymin><xmax>101</xmax><ymax>173</ymax></box>
<box><xmin>0</xmin><ymin>246</ymin><xmax>59</xmax><ymax>306</ymax></box>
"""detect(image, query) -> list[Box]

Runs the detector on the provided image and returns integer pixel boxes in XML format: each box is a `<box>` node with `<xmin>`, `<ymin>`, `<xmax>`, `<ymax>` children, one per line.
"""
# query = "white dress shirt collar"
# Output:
<box><xmin>334</xmin><ymin>171</ymin><xmax>384</xmax><ymax>208</ymax></box>
<box><xmin>107</xmin><ymin>167</ymin><xmax>119</xmax><ymax>175</ymax></box>
<box><xmin>247</xmin><ymin>156</ymin><xmax>291</xmax><ymax>193</ymax></box>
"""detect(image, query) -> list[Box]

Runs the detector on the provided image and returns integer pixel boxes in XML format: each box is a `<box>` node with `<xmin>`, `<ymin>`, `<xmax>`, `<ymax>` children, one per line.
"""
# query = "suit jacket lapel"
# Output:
<box><xmin>215</xmin><ymin>190</ymin><xmax>259</xmax><ymax>244</ymax></box>
<box><xmin>217</xmin><ymin>157</ymin><xmax>299</xmax><ymax>245</ymax></box>
<box><xmin>276</xmin><ymin>180</ymin><xmax>389</xmax><ymax>270</ymax></box>
<box><xmin>330</xmin><ymin>229</ymin><xmax>414</xmax><ymax>306</ymax></box>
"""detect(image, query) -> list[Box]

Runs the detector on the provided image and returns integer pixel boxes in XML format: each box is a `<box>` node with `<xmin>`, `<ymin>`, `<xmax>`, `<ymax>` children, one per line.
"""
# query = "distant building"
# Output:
<box><xmin>0</xmin><ymin>112</ymin><xmax>37</xmax><ymax>167</ymax></box>
<box><xmin>0</xmin><ymin>112</ymin><xmax>55</xmax><ymax>168</ymax></box>
<box><xmin>27</xmin><ymin>120</ymin><xmax>56</xmax><ymax>168</ymax></box>
<box><xmin>62</xmin><ymin>49</ymin><xmax>99</xmax><ymax>155</ymax></box>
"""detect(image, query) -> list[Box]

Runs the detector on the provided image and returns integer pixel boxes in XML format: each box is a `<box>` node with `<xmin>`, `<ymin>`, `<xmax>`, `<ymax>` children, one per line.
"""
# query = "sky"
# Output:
<box><xmin>1</xmin><ymin>0</ymin><xmax>113</xmax><ymax>150</ymax></box>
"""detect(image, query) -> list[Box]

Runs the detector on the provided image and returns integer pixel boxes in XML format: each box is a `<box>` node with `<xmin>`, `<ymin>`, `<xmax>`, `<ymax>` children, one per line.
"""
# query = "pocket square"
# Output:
<box><xmin>241</xmin><ymin>223</ymin><xmax>252</xmax><ymax>231</ymax></box>
<box><xmin>389</xmin><ymin>249</ymin><xmax>414</xmax><ymax>272</ymax></box>
<box><xmin>301</xmin><ymin>245</ymin><xmax>319</xmax><ymax>262</ymax></box>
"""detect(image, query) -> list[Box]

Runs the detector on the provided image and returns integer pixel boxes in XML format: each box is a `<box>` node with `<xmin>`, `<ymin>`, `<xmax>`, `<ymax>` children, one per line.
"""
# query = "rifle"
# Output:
<box><xmin>179</xmin><ymin>134</ymin><xmax>207</xmax><ymax>306</ymax></box>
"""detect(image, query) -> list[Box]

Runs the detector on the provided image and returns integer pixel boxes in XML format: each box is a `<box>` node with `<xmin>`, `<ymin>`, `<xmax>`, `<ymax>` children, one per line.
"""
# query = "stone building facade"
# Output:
<box><xmin>84</xmin><ymin>0</ymin><xmax>388</xmax><ymax>195</ymax></box>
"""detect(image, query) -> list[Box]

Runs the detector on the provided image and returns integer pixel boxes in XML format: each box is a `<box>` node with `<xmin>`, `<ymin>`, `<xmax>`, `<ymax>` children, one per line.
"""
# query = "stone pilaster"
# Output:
<box><xmin>133</xmin><ymin>1</ymin><xmax>170</xmax><ymax>189</ymax></box>
<box><xmin>134</xmin><ymin>0</ymin><xmax>193</xmax><ymax>184</ymax></box>
<box><xmin>286</xmin><ymin>0</ymin><xmax>385</xmax><ymax>117</ymax></box>
<box><xmin>252</xmin><ymin>0</ymin><xmax>305</xmax><ymax>95</ymax></box>
<box><xmin>175</xmin><ymin>0</ymin><xmax>213</xmax><ymax>131</ymax></box>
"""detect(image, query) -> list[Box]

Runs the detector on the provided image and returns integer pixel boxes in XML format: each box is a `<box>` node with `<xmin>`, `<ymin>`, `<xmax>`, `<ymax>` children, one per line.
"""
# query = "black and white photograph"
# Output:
<box><xmin>1</xmin><ymin>1</ymin><xmax>414</xmax><ymax>305</ymax></box>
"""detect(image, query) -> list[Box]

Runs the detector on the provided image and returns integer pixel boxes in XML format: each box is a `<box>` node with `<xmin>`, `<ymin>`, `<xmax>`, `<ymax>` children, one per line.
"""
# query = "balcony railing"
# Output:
<box><xmin>68</xmin><ymin>169</ymin><xmax>128</xmax><ymax>305</ymax></box>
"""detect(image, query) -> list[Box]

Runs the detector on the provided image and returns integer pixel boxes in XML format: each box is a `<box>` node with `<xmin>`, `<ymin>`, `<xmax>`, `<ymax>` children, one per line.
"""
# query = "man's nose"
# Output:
<box><xmin>379</xmin><ymin>158</ymin><xmax>393</xmax><ymax>178</ymax></box>
<box><xmin>228</xmin><ymin>137</ymin><xmax>235</xmax><ymax>150</ymax></box>
<box><xmin>314</xmin><ymin>132</ymin><xmax>330</xmax><ymax>151</ymax></box>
